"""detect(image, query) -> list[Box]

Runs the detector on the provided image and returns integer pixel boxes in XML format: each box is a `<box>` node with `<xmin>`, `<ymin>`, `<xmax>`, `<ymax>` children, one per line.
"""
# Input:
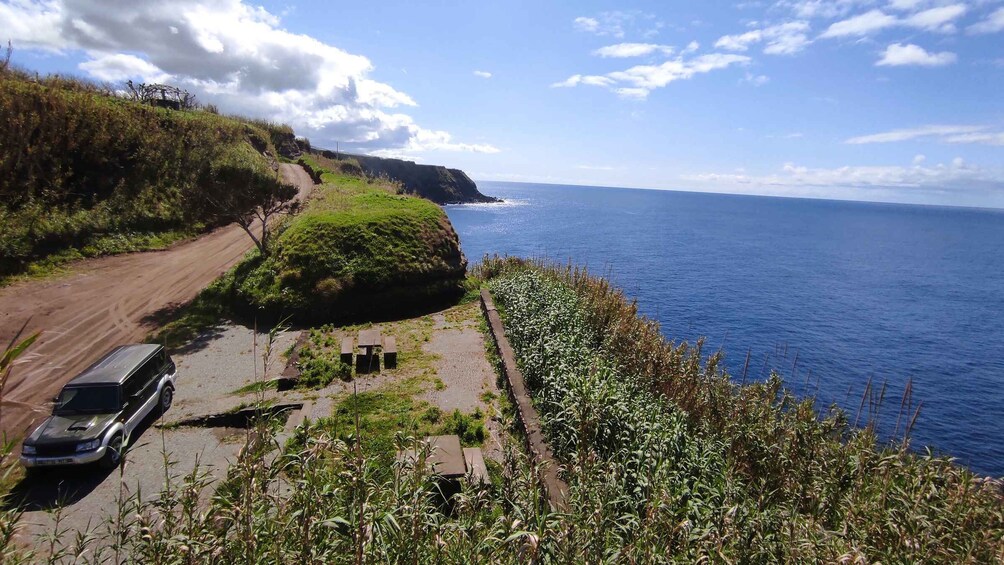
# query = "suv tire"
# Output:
<box><xmin>159</xmin><ymin>384</ymin><xmax>174</xmax><ymax>415</ymax></box>
<box><xmin>100</xmin><ymin>433</ymin><xmax>124</xmax><ymax>470</ymax></box>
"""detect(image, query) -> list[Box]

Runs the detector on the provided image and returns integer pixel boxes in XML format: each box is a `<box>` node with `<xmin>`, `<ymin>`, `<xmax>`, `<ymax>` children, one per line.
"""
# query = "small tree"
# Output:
<box><xmin>206</xmin><ymin>163</ymin><xmax>299</xmax><ymax>257</ymax></box>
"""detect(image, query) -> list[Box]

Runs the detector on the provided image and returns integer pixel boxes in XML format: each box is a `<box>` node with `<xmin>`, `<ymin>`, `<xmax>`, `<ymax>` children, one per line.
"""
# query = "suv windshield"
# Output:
<box><xmin>54</xmin><ymin>385</ymin><xmax>120</xmax><ymax>415</ymax></box>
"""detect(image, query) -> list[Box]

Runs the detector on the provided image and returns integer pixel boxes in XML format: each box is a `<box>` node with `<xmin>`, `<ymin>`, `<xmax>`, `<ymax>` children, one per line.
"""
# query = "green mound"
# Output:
<box><xmin>0</xmin><ymin>69</ymin><xmax>291</xmax><ymax>278</ymax></box>
<box><xmin>231</xmin><ymin>157</ymin><xmax>466</xmax><ymax>321</ymax></box>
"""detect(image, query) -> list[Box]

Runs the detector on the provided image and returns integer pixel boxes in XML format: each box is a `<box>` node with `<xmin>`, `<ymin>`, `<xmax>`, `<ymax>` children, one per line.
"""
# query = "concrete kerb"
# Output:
<box><xmin>480</xmin><ymin>288</ymin><xmax>569</xmax><ymax>511</ymax></box>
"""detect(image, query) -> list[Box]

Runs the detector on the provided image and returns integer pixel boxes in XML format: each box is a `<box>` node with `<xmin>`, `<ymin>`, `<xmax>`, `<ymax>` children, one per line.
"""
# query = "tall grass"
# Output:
<box><xmin>479</xmin><ymin>256</ymin><xmax>1004</xmax><ymax>562</ymax></box>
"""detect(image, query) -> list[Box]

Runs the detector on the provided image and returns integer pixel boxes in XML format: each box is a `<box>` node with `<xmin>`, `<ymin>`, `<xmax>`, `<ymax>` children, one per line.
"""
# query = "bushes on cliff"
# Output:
<box><xmin>485</xmin><ymin>262</ymin><xmax>1004</xmax><ymax>562</ymax></box>
<box><xmin>0</xmin><ymin>69</ymin><xmax>290</xmax><ymax>277</ymax></box>
<box><xmin>230</xmin><ymin>162</ymin><xmax>466</xmax><ymax>322</ymax></box>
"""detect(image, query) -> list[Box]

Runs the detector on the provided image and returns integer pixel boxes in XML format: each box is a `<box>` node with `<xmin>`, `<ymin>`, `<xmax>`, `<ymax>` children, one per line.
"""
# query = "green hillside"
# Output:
<box><xmin>226</xmin><ymin>154</ymin><xmax>466</xmax><ymax>322</ymax></box>
<box><xmin>0</xmin><ymin>69</ymin><xmax>291</xmax><ymax>279</ymax></box>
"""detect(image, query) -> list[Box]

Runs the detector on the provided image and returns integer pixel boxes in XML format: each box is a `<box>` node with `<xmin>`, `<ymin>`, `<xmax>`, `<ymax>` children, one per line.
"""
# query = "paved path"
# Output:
<box><xmin>0</xmin><ymin>164</ymin><xmax>314</xmax><ymax>441</ymax></box>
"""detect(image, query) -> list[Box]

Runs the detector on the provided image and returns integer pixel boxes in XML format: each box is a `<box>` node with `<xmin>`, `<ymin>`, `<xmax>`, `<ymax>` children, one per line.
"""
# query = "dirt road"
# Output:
<box><xmin>0</xmin><ymin>163</ymin><xmax>314</xmax><ymax>441</ymax></box>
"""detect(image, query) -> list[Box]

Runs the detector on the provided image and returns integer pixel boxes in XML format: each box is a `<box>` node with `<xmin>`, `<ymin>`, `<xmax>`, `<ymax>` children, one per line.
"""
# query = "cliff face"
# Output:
<box><xmin>318</xmin><ymin>149</ymin><xmax>499</xmax><ymax>205</ymax></box>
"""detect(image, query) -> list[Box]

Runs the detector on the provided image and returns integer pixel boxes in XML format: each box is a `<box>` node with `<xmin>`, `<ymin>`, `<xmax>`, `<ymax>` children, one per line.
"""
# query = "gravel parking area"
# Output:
<box><xmin>12</xmin><ymin>302</ymin><xmax>501</xmax><ymax>554</ymax></box>
<box><xmin>13</xmin><ymin>326</ymin><xmax>297</xmax><ymax>550</ymax></box>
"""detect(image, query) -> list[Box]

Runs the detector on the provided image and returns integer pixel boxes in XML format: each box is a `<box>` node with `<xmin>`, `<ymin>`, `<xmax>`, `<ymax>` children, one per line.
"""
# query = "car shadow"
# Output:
<box><xmin>140</xmin><ymin>301</ymin><xmax>228</xmax><ymax>356</ymax></box>
<box><xmin>4</xmin><ymin>410</ymin><xmax>160</xmax><ymax>511</ymax></box>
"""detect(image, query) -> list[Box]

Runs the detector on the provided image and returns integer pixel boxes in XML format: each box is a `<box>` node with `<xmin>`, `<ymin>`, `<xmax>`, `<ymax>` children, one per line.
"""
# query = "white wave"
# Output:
<box><xmin>446</xmin><ymin>198</ymin><xmax>530</xmax><ymax>210</ymax></box>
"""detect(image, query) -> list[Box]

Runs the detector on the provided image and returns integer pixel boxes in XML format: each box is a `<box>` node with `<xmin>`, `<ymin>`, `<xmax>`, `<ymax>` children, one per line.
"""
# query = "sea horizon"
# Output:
<box><xmin>470</xmin><ymin>179</ymin><xmax>1004</xmax><ymax>214</ymax></box>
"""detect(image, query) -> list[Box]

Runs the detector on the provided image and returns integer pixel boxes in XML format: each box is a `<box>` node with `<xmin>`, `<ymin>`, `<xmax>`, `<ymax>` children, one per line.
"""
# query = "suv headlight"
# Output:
<box><xmin>21</xmin><ymin>444</ymin><xmax>36</xmax><ymax>455</ymax></box>
<box><xmin>76</xmin><ymin>439</ymin><xmax>101</xmax><ymax>452</ymax></box>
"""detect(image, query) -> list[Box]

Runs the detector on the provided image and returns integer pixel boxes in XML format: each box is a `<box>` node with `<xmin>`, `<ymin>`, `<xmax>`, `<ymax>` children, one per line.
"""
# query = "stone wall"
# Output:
<box><xmin>480</xmin><ymin>288</ymin><xmax>568</xmax><ymax>511</ymax></box>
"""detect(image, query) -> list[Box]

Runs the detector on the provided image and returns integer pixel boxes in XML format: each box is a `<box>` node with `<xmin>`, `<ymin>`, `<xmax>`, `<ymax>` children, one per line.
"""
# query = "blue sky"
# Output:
<box><xmin>3</xmin><ymin>0</ymin><xmax>1003</xmax><ymax>207</ymax></box>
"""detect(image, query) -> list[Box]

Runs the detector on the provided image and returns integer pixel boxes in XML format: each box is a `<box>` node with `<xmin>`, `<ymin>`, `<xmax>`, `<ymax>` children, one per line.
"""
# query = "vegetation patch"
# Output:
<box><xmin>288</xmin><ymin>376</ymin><xmax>486</xmax><ymax>465</ymax></box>
<box><xmin>0</xmin><ymin>69</ymin><xmax>294</xmax><ymax>279</ymax></box>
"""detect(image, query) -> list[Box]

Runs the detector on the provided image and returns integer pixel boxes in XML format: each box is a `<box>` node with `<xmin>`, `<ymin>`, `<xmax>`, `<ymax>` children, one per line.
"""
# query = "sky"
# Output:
<box><xmin>2</xmin><ymin>0</ymin><xmax>1003</xmax><ymax>208</ymax></box>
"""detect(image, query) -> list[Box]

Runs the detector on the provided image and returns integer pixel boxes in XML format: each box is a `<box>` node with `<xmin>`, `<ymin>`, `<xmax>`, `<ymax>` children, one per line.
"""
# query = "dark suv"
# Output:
<box><xmin>20</xmin><ymin>344</ymin><xmax>177</xmax><ymax>470</ymax></box>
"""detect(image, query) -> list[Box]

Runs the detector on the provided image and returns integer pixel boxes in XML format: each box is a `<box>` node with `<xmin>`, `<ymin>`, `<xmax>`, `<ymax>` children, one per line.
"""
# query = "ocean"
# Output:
<box><xmin>445</xmin><ymin>181</ymin><xmax>1004</xmax><ymax>478</ymax></box>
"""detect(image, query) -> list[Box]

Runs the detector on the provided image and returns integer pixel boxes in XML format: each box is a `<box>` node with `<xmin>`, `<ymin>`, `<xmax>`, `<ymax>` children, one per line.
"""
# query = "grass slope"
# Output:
<box><xmin>0</xmin><ymin>68</ymin><xmax>291</xmax><ymax>279</ymax></box>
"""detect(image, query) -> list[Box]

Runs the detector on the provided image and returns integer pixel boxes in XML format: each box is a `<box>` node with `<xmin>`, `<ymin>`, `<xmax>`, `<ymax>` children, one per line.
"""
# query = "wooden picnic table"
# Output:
<box><xmin>357</xmin><ymin>329</ymin><xmax>382</xmax><ymax>352</ymax></box>
<box><xmin>356</xmin><ymin>329</ymin><xmax>383</xmax><ymax>373</ymax></box>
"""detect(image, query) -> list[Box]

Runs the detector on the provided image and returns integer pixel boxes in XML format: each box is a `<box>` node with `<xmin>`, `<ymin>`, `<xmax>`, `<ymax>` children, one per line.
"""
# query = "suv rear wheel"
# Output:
<box><xmin>100</xmin><ymin>433</ymin><xmax>124</xmax><ymax>470</ymax></box>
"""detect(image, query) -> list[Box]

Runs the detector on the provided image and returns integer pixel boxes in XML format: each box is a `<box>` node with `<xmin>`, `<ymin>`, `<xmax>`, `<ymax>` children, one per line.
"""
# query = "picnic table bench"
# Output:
<box><xmin>383</xmin><ymin>336</ymin><xmax>397</xmax><ymax>369</ymax></box>
<box><xmin>340</xmin><ymin>337</ymin><xmax>354</xmax><ymax>365</ymax></box>
<box><xmin>396</xmin><ymin>435</ymin><xmax>490</xmax><ymax>512</ymax></box>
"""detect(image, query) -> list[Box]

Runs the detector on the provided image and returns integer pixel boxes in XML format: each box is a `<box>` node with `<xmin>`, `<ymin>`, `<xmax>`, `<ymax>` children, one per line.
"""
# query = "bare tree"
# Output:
<box><xmin>1</xmin><ymin>41</ymin><xmax>12</xmax><ymax>73</ymax></box>
<box><xmin>124</xmin><ymin>81</ymin><xmax>197</xmax><ymax>110</ymax></box>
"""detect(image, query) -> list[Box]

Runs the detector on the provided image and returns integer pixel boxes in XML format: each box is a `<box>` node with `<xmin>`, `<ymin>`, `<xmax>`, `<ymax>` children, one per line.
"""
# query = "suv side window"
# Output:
<box><xmin>122</xmin><ymin>371</ymin><xmax>143</xmax><ymax>401</ymax></box>
<box><xmin>157</xmin><ymin>350</ymin><xmax>172</xmax><ymax>374</ymax></box>
<box><xmin>125</xmin><ymin>360</ymin><xmax>158</xmax><ymax>399</ymax></box>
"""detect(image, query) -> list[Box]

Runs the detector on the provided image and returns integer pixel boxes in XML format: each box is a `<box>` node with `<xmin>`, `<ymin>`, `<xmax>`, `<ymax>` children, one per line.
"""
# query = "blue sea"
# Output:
<box><xmin>445</xmin><ymin>182</ymin><xmax>1004</xmax><ymax>478</ymax></box>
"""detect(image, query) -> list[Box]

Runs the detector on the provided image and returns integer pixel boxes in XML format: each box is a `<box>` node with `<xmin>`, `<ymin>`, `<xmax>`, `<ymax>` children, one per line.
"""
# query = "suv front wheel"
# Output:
<box><xmin>100</xmin><ymin>433</ymin><xmax>124</xmax><ymax>470</ymax></box>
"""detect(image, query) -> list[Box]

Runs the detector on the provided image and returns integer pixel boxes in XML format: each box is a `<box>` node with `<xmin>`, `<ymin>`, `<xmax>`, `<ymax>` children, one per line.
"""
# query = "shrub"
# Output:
<box><xmin>437</xmin><ymin>409</ymin><xmax>486</xmax><ymax>446</ymax></box>
<box><xmin>298</xmin><ymin>357</ymin><xmax>350</xmax><ymax>389</ymax></box>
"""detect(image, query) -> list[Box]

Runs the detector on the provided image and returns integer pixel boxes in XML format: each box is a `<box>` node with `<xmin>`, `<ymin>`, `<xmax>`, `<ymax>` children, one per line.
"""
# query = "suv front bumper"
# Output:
<box><xmin>20</xmin><ymin>446</ymin><xmax>107</xmax><ymax>468</ymax></box>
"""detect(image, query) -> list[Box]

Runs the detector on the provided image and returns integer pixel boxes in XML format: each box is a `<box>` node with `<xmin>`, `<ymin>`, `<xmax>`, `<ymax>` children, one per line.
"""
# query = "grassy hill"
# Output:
<box><xmin>223</xmin><ymin>153</ymin><xmax>466</xmax><ymax>322</ymax></box>
<box><xmin>0</xmin><ymin>68</ymin><xmax>291</xmax><ymax>279</ymax></box>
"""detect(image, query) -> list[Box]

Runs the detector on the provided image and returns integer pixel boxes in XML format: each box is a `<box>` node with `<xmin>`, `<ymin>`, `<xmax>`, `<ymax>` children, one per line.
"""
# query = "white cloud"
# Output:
<box><xmin>473</xmin><ymin>70</ymin><xmax>492</xmax><ymax>78</ymax></box>
<box><xmin>0</xmin><ymin>0</ymin><xmax>67</xmax><ymax>51</ymax></box>
<box><xmin>913</xmin><ymin>154</ymin><xmax>926</xmax><ymax>165</ymax></box>
<box><xmin>610</xmin><ymin>53</ymin><xmax>750</xmax><ymax>91</ymax></box>
<box><xmin>684</xmin><ymin>41</ymin><xmax>701</xmax><ymax>53</ymax></box>
<box><xmin>593</xmin><ymin>43</ymin><xmax>674</xmax><ymax>58</ymax></box>
<box><xmin>716</xmin><ymin>30</ymin><xmax>763</xmax><ymax>51</ymax></box>
<box><xmin>716</xmin><ymin>21</ymin><xmax>812</xmax><ymax>55</ymax></box>
<box><xmin>573</xmin><ymin>16</ymin><xmax>600</xmax><ymax>33</ymax></box>
<box><xmin>550</xmin><ymin>74</ymin><xmax>614</xmax><ymax>88</ymax></box>
<box><xmin>821</xmin><ymin>5</ymin><xmax>968</xmax><ymax>38</ymax></box>
<box><xmin>775</xmin><ymin>0</ymin><xmax>876</xmax><ymax>20</ymax></box>
<box><xmin>571</xmin><ymin>11</ymin><xmax>664</xmax><ymax>39</ymax></box>
<box><xmin>554</xmin><ymin>52</ymin><xmax>750</xmax><ymax>98</ymax></box>
<box><xmin>876</xmin><ymin>42</ymin><xmax>957</xmax><ymax>66</ymax></box>
<box><xmin>743</xmin><ymin>72</ymin><xmax>771</xmax><ymax>86</ymax></box>
<box><xmin>968</xmin><ymin>7</ymin><xmax>1004</xmax><ymax>34</ymax></box>
<box><xmin>903</xmin><ymin>4</ymin><xmax>967</xmax><ymax>33</ymax></box>
<box><xmin>846</xmin><ymin>124</ymin><xmax>1003</xmax><ymax>144</ymax></box>
<box><xmin>78</xmin><ymin>53</ymin><xmax>168</xmax><ymax>82</ymax></box>
<box><xmin>943</xmin><ymin>132</ymin><xmax>1004</xmax><ymax>145</ymax></box>
<box><xmin>581</xmin><ymin>75</ymin><xmax>616</xmax><ymax>87</ymax></box>
<box><xmin>393</xmin><ymin>128</ymin><xmax>501</xmax><ymax>154</ymax></box>
<box><xmin>821</xmin><ymin>9</ymin><xmax>899</xmax><ymax>37</ymax></box>
<box><xmin>614</xmin><ymin>87</ymin><xmax>650</xmax><ymax>100</ymax></box>
<box><xmin>0</xmin><ymin>0</ymin><xmax>495</xmax><ymax>156</ymax></box>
